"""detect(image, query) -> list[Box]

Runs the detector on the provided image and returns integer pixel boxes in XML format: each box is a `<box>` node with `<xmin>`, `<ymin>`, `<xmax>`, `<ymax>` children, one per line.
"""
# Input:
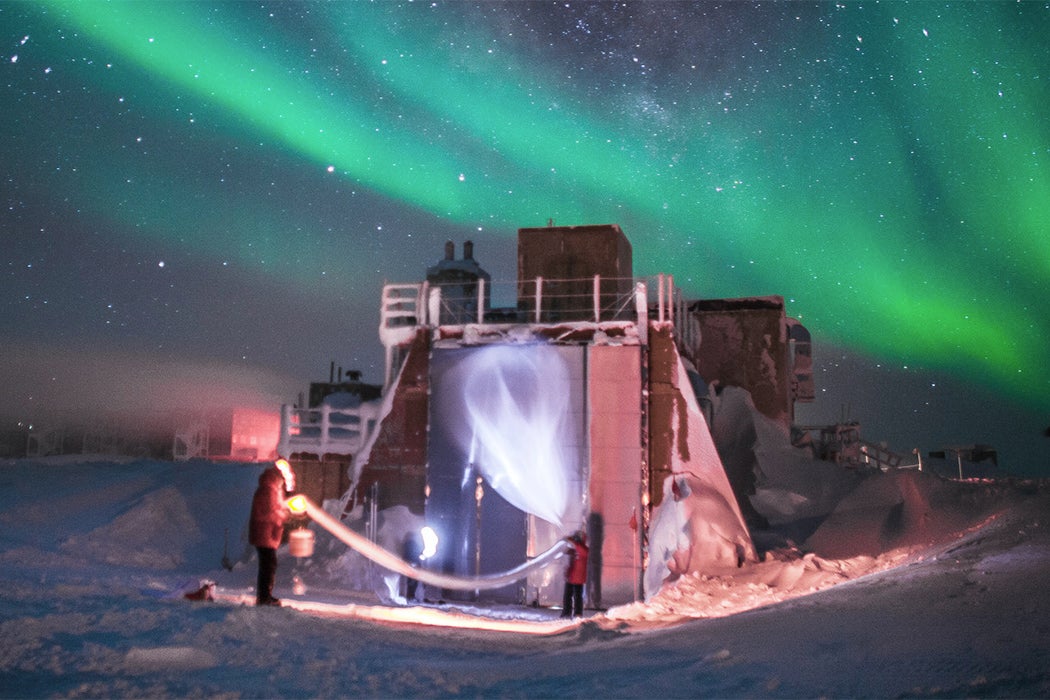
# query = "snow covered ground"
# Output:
<box><xmin>1</xmin><ymin>455</ymin><xmax>1048</xmax><ymax>698</ymax></box>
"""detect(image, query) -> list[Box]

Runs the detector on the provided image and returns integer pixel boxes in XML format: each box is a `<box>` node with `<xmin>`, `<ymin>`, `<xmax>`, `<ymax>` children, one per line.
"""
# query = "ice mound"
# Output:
<box><xmin>804</xmin><ymin>469</ymin><xmax>1013</xmax><ymax>558</ymax></box>
<box><xmin>62</xmin><ymin>486</ymin><xmax>202</xmax><ymax>570</ymax></box>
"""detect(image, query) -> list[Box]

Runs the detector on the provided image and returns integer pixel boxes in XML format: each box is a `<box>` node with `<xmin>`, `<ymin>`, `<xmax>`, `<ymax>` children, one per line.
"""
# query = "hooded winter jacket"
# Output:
<box><xmin>565</xmin><ymin>537</ymin><xmax>589</xmax><ymax>585</ymax></box>
<box><xmin>249</xmin><ymin>467</ymin><xmax>288</xmax><ymax>549</ymax></box>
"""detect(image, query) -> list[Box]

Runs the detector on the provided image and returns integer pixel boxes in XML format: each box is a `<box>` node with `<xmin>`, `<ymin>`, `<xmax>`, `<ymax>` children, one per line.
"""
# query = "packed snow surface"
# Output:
<box><xmin>1</xmin><ymin>456</ymin><xmax>1048</xmax><ymax>698</ymax></box>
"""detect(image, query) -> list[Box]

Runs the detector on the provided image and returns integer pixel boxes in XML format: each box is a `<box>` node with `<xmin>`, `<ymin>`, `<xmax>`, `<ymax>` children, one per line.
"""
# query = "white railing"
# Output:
<box><xmin>278</xmin><ymin>402</ymin><xmax>381</xmax><ymax>459</ymax></box>
<box><xmin>378</xmin><ymin>283</ymin><xmax>427</xmax><ymax>345</ymax></box>
<box><xmin>384</xmin><ymin>275</ymin><xmax>687</xmax><ymax>328</ymax></box>
<box><xmin>376</xmin><ymin>273</ymin><xmax>691</xmax><ymax>390</ymax></box>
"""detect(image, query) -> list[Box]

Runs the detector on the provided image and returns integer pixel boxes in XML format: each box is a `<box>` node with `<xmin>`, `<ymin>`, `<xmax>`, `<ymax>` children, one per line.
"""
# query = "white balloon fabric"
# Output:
<box><xmin>442</xmin><ymin>344</ymin><xmax>583</xmax><ymax>529</ymax></box>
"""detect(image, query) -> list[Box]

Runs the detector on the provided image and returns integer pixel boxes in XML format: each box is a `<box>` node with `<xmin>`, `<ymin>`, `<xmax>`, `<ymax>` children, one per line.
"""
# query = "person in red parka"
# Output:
<box><xmin>560</xmin><ymin>530</ymin><xmax>589</xmax><ymax>619</ymax></box>
<box><xmin>249</xmin><ymin>463</ymin><xmax>290</xmax><ymax>606</ymax></box>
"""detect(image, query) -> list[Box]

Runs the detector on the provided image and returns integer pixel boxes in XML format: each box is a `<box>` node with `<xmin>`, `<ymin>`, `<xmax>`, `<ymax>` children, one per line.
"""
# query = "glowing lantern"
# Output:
<box><xmin>420</xmin><ymin>526</ymin><xmax>438</xmax><ymax>561</ymax></box>
<box><xmin>287</xmin><ymin>494</ymin><xmax>307</xmax><ymax>514</ymax></box>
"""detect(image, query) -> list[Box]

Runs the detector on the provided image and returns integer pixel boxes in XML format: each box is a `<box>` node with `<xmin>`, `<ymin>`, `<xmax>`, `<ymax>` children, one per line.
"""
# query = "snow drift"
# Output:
<box><xmin>1</xmin><ymin>437</ymin><xmax>1048</xmax><ymax>696</ymax></box>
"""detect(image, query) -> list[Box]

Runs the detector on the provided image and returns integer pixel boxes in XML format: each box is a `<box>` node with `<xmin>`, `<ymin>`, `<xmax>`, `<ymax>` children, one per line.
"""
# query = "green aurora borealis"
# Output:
<box><xmin>3</xmin><ymin>2</ymin><xmax>1048</xmax><ymax>463</ymax></box>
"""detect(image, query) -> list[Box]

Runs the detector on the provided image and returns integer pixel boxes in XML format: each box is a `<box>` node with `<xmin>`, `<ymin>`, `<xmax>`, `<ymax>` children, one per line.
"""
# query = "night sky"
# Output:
<box><xmin>3</xmin><ymin>2</ymin><xmax>1048</xmax><ymax>472</ymax></box>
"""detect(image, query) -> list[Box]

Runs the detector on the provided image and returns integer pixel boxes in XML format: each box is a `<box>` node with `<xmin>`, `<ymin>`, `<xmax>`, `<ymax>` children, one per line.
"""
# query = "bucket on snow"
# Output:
<box><xmin>288</xmin><ymin>528</ymin><xmax>315</xmax><ymax>558</ymax></box>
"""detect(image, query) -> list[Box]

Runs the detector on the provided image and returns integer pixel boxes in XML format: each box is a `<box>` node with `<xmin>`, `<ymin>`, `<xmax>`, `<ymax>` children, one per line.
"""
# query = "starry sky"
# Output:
<box><xmin>3</xmin><ymin>2</ymin><xmax>1048</xmax><ymax>472</ymax></box>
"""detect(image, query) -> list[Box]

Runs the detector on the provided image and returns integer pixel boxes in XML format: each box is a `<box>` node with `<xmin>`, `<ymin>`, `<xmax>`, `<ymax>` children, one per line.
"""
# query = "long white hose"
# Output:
<box><xmin>291</xmin><ymin>495</ymin><xmax>571</xmax><ymax>591</ymax></box>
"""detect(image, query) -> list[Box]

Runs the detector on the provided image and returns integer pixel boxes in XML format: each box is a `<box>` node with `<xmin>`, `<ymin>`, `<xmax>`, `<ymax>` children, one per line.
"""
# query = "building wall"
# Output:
<box><xmin>587</xmin><ymin>344</ymin><xmax>645</xmax><ymax>606</ymax></box>
<box><xmin>647</xmin><ymin>325</ymin><xmax>680</xmax><ymax>512</ymax></box>
<box><xmin>230</xmin><ymin>408</ymin><xmax>280</xmax><ymax>462</ymax></box>
<box><xmin>353</xmin><ymin>328</ymin><xmax>431</xmax><ymax>513</ymax></box>
<box><xmin>686</xmin><ymin>296</ymin><xmax>792</xmax><ymax>429</ymax></box>
<box><xmin>517</xmin><ymin>224</ymin><xmax>634</xmax><ymax>321</ymax></box>
<box><xmin>290</xmin><ymin>457</ymin><xmax>352</xmax><ymax>510</ymax></box>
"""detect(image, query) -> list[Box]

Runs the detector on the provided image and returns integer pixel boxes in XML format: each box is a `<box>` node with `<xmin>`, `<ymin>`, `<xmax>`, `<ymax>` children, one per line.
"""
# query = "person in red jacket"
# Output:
<box><xmin>560</xmin><ymin>530</ymin><xmax>589</xmax><ymax>619</ymax></box>
<box><xmin>249</xmin><ymin>463</ymin><xmax>290</xmax><ymax>606</ymax></box>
